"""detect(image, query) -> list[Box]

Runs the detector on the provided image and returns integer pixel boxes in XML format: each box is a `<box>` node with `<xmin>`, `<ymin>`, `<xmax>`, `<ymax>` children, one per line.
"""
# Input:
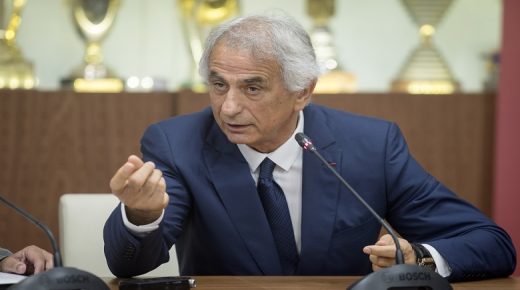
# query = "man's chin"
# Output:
<box><xmin>225</xmin><ymin>134</ymin><xmax>251</xmax><ymax>145</ymax></box>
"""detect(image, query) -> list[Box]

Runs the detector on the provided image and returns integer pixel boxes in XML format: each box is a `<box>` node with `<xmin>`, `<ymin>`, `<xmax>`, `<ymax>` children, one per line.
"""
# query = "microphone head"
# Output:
<box><xmin>9</xmin><ymin>267</ymin><xmax>109</xmax><ymax>290</ymax></box>
<box><xmin>295</xmin><ymin>133</ymin><xmax>316</xmax><ymax>151</ymax></box>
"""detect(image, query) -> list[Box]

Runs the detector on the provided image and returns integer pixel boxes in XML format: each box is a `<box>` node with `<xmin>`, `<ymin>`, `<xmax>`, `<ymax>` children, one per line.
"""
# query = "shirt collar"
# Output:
<box><xmin>238</xmin><ymin>111</ymin><xmax>304</xmax><ymax>173</ymax></box>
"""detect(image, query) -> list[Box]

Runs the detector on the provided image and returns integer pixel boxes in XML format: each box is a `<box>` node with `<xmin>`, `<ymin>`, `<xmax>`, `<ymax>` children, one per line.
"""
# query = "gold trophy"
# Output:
<box><xmin>177</xmin><ymin>0</ymin><xmax>239</xmax><ymax>92</ymax></box>
<box><xmin>391</xmin><ymin>0</ymin><xmax>459</xmax><ymax>94</ymax></box>
<box><xmin>0</xmin><ymin>0</ymin><xmax>36</xmax><ymax>89</ymax></box>
<box><xmin>62</xmin><ymin>0</ymin><xmax>123</xmax><ymax>92</ymax></box>
<box><xmin>307</xmin><ymin>0</ymin><xmax>356</xmax><ymax>94</ymax></box>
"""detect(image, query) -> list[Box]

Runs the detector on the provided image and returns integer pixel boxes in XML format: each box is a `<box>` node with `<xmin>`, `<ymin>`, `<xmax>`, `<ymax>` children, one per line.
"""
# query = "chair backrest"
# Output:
<box><xmin>58</xmin><ymin>193</ymin><xmax>179</xmax><ymax>277</ymax></box>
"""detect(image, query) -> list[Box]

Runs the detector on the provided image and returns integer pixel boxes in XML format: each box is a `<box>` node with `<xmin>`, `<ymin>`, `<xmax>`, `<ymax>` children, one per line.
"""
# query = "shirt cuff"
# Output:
<box><xmin>120</xmin><ymin>203</ymin><xmax>164</xmax><ymax>237</ymax></box>
<box><xmin>0</xmin><ymin>248</ymin><xmax>12</xmax><ymax>261</ymax></box>
<box><xmin>423</xmin><ymin>243</ymin><xmax>452</xmax><ymax>277</ymax></box>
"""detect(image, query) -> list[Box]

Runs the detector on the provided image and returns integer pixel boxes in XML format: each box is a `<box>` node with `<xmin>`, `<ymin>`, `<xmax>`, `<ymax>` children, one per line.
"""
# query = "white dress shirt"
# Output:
<box><xmin>237</xmin><ymin>111</ymin><xmax>305</xmax><ymax>253</ymax></box>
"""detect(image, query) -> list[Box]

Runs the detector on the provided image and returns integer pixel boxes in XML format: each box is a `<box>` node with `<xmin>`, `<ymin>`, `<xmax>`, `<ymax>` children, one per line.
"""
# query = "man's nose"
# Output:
<box><xmin>221</xmin><ymin>88</ymin><xmax>242</xmax><ymax>116</ymax></box>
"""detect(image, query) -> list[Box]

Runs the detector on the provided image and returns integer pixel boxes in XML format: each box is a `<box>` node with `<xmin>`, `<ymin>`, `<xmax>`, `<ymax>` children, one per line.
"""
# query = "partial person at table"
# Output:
<box><xmin>103</xmin><ymin>12</ymin><xmax>516</xmax><ymax>281</ymax></box>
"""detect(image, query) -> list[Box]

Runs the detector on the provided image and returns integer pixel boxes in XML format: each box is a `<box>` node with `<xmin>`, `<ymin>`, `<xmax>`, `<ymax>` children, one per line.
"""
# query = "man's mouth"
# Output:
<box><xmin>225</xmin><ymin>122</ymin><xmax>250</xmax><ymax>132</ymax></box>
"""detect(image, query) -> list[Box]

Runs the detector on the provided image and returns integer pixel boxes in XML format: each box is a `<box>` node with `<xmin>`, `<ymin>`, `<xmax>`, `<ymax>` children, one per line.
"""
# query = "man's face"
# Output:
<box><xmin>208</xmin><ymin>43</ymin><xmax>311</xmax><ymax>153</ymax></box>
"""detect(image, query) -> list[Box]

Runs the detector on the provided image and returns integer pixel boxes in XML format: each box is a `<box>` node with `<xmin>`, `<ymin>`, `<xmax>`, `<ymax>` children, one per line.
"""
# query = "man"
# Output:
<box><xmin>0</xmin><ymin>246</ymin><xmax>53</xmax><ymax>275</ymax></box>
<box><xmin>104</xmin><ymin>13</ymin><xmax>516</xmax><ymax>281</ymax></box>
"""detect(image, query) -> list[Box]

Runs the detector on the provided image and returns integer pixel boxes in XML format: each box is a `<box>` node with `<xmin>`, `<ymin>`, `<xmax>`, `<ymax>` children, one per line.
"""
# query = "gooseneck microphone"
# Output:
<box><xmin>295</xmin><ymin>133</ymin><xmax>452</xmax><ymax>290</ymax></box>
<box><xmin>295</xmin><ymin>133</ymin><xmax>404</xmax><ymax>264</ymax></box>
<box><xmin>0</xmin><ymin>195</ymin><xmax>63</xmax><ymax>268</ymax></box>
<box><xmin>0</xmin><ymin>194</ymin><xmax>108</xmax><ymax>290</ymax></box>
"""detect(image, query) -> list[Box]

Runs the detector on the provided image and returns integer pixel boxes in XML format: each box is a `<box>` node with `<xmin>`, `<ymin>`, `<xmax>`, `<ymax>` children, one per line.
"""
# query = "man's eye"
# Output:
<box><xmin>212</xmin><ymin>82</ymin><xmax>226</xmax><ymax>90</ymax></box>
<box><xmin>247</xmin><ymin>86</ymin><xmax>260</xmax><ymax>93</ymax></box>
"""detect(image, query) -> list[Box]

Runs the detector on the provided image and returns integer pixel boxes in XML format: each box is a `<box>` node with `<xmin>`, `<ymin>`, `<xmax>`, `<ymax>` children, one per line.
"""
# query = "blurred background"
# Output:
<box><xmin>13</xmin><ymin>0</ymin><xmax>501</xmax><ymax>92</ymax></box>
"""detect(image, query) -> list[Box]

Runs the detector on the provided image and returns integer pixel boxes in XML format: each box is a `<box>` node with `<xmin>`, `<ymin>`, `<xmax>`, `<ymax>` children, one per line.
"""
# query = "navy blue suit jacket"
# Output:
<box><xmin>104</xmin><ymin>104</ymin><xmax>516</xmax><ymax>281</ymax></box>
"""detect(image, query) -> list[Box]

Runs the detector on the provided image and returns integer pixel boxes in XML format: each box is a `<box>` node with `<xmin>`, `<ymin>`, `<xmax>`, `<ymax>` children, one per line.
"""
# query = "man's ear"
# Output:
<box><xmin>295</xmin><ymin>79</ymin><xmax>317</xmax><ymax>110</ymax></box>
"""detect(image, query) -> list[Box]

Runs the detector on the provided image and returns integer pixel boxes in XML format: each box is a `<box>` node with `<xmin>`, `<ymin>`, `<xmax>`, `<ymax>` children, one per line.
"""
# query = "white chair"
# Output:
<box><xmin>59</xmin><ymin>193</ymin><xmax>179</xmax><ymax>277</ymax></box>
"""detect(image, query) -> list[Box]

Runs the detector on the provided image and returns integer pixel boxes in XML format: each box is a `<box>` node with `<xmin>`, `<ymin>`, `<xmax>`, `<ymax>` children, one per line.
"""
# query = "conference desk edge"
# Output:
<box><xmin>104</xmin><ymin>276</ymin><xmax>520</xmax><ymax>290</ymax></box>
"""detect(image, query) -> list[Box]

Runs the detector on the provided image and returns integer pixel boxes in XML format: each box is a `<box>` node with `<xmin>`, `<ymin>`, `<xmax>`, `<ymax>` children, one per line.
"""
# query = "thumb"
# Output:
<box><xmin>14</xmin><ymin>262</ymin><xmax>26</xmax><ymax>274</ymax></box>
<box><xmin>2</xmin><ymin>258</ymin><xmax>27</xmax><ymax>274</ymax></box>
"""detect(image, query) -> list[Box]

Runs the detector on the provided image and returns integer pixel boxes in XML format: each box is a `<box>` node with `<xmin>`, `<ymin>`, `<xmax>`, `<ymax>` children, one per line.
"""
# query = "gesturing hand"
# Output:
<box><xmin>110</xmin><ymin>155</ymin><xmax>169</xmax><ymax>225</ymax></box>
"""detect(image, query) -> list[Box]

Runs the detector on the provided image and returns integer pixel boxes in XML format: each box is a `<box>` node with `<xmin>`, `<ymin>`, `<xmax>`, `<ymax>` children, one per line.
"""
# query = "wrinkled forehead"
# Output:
<box><xmin>212</xmin><ymin>26</ymin><xmax>277</xmax><ymax>61</ymax></box>
<box><xmin>208</xmin><ymin>42</ymin><xmax>282</xmax><ymax>79</ymax></box>
<box><xmin>210</xmin><ymin>40</ymin><xmax>279</xmax><ymax>67</ymax></box>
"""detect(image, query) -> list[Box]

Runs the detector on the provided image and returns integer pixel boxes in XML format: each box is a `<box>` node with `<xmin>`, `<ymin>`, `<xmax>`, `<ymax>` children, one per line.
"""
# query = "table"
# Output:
<box><xmin>105</xmin><ymin>276</ymin><xmax>520</xmax><ymax>290</ymax></box>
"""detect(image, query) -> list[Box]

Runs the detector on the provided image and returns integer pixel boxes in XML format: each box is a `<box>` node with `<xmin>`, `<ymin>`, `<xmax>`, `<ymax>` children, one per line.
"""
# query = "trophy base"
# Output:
<box><xmin>0</xmin><ymin>42</ymin><xmax>37</xmax><ymax>90</ymax></box>
<box><xmin>314</xmin><ymin>70</ymin><xmax>356</xmax><ymax>94</ymax></box>
<box><xmin>0</xmin><ymin>64</ymin><xmax>37</xmax><ymax>90</ymax></box>
<box><xmin>391</xmin><ymin>79</ymin><xmax>459</xmax><ymax>94</ymax></box>
<box><xmin>61</xmin><ymin>78</ymin><xmax>124</xmax><ymax>93</ymax></box>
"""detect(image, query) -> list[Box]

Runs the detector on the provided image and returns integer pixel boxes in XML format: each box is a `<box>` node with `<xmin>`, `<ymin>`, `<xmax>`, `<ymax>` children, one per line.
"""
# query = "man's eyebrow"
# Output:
<box><xmin>208</xmin><ymin>71</ymin><xmax>224</xmax><ymax>80</ymax></box>
<box><xmin>208</xmin><ymin>72</ymin><xmax>267</xmax><ymax>85</ymax></box>
<box><xmin>243</xmin><ymin>76</ymin><xmax>267</xmax><ymax>85</ymax></box>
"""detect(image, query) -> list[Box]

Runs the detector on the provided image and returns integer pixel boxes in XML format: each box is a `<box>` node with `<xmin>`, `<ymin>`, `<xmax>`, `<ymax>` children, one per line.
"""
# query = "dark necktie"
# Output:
<box><xmin>257</xmin><ymin>158</ymin><xmax>299</xmax><ymax>275</ymax></box>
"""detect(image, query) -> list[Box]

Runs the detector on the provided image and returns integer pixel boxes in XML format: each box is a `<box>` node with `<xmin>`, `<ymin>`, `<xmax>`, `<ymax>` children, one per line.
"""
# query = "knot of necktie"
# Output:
<box><xmin>259</xmin><ymin>158</ymin><xmax>277</xmax><ymax>180</ymax></box>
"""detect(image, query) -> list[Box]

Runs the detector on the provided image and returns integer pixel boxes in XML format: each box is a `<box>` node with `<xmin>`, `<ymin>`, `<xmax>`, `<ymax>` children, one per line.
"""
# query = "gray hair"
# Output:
<box><xmin>198</xmin><ymin>12</ymin><xmax>320</xmax><ymax>92</ymax></box>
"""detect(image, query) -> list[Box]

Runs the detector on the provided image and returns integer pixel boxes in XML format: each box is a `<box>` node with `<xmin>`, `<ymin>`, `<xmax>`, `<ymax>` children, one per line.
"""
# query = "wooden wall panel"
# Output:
<box><xmin>0</xmin><ymin>90</ymin><xmax>175</xmax><ymax>252</ymax></box>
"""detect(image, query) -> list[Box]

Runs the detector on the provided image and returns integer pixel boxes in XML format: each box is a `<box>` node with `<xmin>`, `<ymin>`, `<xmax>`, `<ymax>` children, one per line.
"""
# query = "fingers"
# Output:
<box><xmin>128</xmin><ymin>154</ymin><xmax>144</xmax><ymax>168</ymax></box>
<box><xmin>161</xmin><ymin>187</ymin><xmax>170</xmax><ymax>208</ymax></box>
<box><xmin>110</xmin><ymin>155</ymin><xmax>147</xmax><ymax>194</ymax></box>
<box><xmin>110</xmin><ymin>155</ymin><xmax>155</xmax><ymax>199</ymax></box>
<box><xmin>363</xmin><ymin>243</ymin><xmax>399</xmax><ymax>269</ymax></box>
<box><xmin>141</xmin><ymin>167</ymin><xmax>163</xmax><ymax>198</ymax></box>
<box><xmin>150</xmin><ymin>176</ymin><xmax>169</xmax><ymax>208</ymax></box>
<box><xmin>111</xmin><ymin>155</ymin><xmax>169</xmax><ymax>218</ymax></box>
<box><xmin>376</xmin><ymin>234</ymin><xmax>393</xmax><ymax>245</ymax></box>
<box><xmin>363</xmin><ymin>234</ymin><xmax>397</xmax><ymax>259</ymax></box>
<box><xmin>124</xmin><ymin>161</ymin><xmax>157</xmax><ymax>196</ymax></box>
<box><xmin>369</xmin><ymin>254</ymin><xmax>395</xmax><ymax>268</ymax></box>
<box><xmin>0</xmin><ymin>255</ymin><xmax>26</xmax><ymax>274</ymax></box>
<box><xmin>124</xmin><ymin>173</ymin><xmax>169</xmax><ymax>225</ymax></box>
<box><xmin>110</xmin><ymin>162</ymin><xmax>137</xmax><ymax>194</ymax></box>
<box><xmin>2</xmin><ymin>245</ymin><xmax>54</xmax><ymax>275</ymax></box>
<box><xmin>35</xmin><ymin>247</ymin><xmax>54</xmax><ymax>274</ymax></box>
<box><xmin>363</xmin><ymin>234</ymin><xmax>416</xmax><ymax>271</ymax></box>
<box><xmin>22</xmin><ymin>245</ymin><xmax>54</xmax><ymax>275</ymax></box>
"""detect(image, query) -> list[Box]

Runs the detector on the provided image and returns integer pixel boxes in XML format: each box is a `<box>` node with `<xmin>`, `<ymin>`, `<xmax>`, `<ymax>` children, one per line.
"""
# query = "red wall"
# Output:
<box><xmin>493</xmin><ymin>0</ymin><xmax>520</xmax><ymax>276</ymax></box>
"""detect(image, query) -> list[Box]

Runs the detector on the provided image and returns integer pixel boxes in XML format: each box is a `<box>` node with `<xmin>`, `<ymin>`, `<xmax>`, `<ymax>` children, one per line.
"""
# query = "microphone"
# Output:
<box><xmin>295</xmin><ymin>133</ymin><xmax>452</xmax><ymax>290</ymax></box>
<box><xmin>0</xmin><ymin>194</ymin><xmax>109</xmax><ymax>290</ymax></box>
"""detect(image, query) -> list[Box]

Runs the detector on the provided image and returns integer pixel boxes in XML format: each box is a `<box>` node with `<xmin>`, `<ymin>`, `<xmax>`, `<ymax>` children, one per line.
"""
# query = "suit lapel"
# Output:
<box><xmin>203</xmin><ymin>122</ymin><xmax>282</xmax><ymax>275</ymax></box>
<box><xmin>298</xmin><ymin>105</ymin><xmax>342</xmax><ymax>274</ymax></box>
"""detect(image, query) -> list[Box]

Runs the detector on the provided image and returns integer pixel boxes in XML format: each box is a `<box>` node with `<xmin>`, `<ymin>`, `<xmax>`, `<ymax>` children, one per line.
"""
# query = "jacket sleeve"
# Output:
<box><xmin>0</xmin><ymin>247</ymin><xmax>12</xmax><ymax>261</ymax></box>
<box><xmin>383</xmin><ymin>123</ymin><xmax>516</xmax><ymax>281</ymax></box>
<box><xmin>103</xmin><ymin>123</ymin><xmax>188</xmax><ymax>278</ymax></box>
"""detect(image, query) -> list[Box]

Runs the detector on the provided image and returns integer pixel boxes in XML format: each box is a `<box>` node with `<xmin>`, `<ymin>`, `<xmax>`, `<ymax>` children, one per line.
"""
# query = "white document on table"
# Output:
<box><xmin>0</xmin><ymin>272</ymin><xmax>26</xmax><ymax>285</ymax></box>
